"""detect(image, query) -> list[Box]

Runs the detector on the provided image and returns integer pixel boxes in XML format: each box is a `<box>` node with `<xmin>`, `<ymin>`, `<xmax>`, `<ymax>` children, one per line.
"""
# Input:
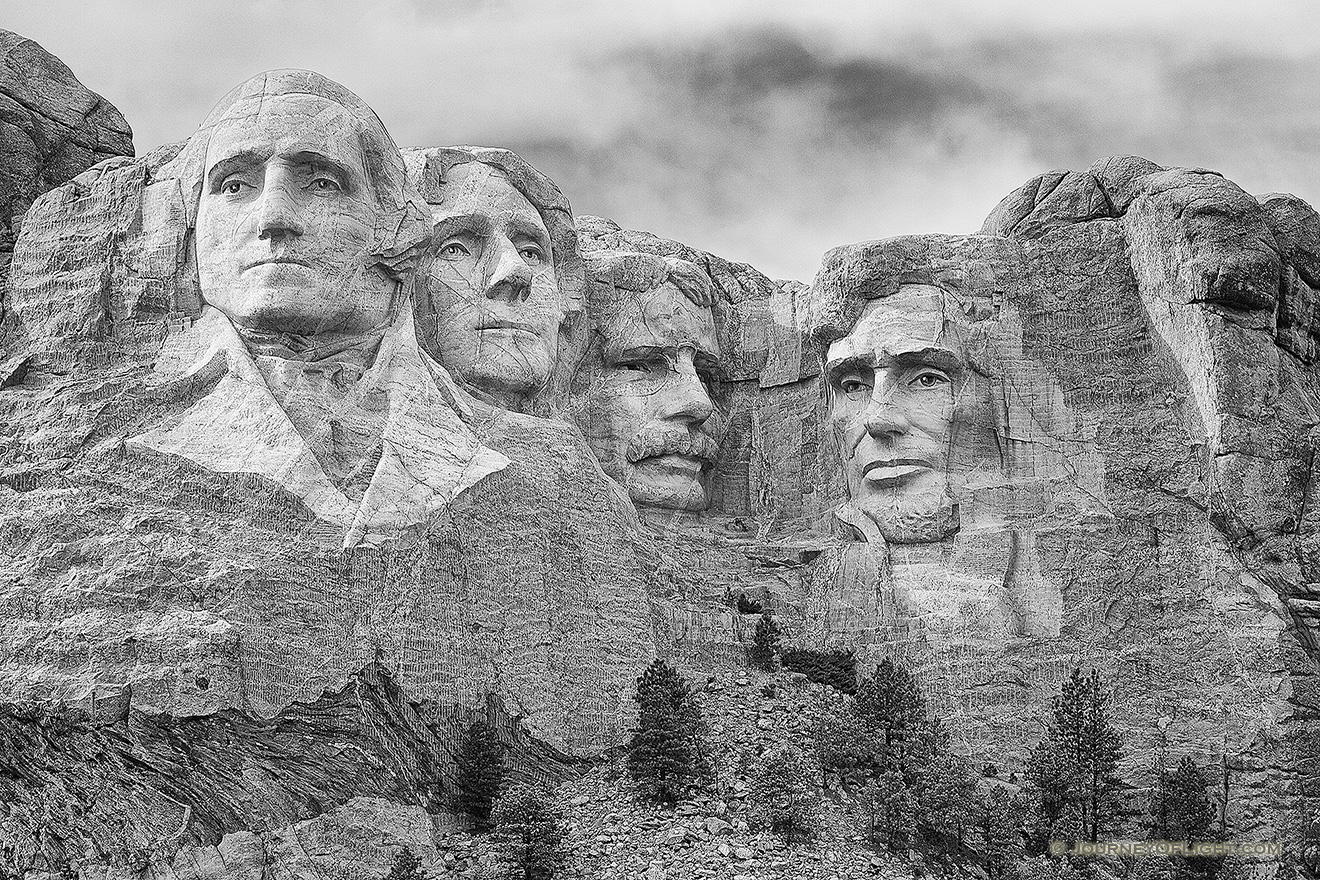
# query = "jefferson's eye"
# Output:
<box><xmin>220</xmin><ymin>178</ymin><xmax>248</xmax><ymax>195</ymax></box>
<box><xmin>439</xmin><ymin>241</ymin><xmax>471</xmax><ymax>258</ymax></box>
<box><xmin>519</xmin><ymin>246</ymin><xmax>545</xmax><ymax>265</ymax></box>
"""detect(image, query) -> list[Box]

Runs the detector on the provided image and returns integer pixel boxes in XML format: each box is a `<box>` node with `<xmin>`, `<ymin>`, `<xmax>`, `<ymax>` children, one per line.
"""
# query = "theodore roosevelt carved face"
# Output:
<box><xmin>575</xmin><ymin>252</ymin><xmax>724</xmax><ymax>511</ymax></box>
<box><xmin>824</xmin><ymin>284</ymin><xmax>966</xmax><ymax>543</ymax></box>
<box><xmin>194</xmin><ymin>91</ymin><xmax>396</xmax><ymax>338</ymax></box>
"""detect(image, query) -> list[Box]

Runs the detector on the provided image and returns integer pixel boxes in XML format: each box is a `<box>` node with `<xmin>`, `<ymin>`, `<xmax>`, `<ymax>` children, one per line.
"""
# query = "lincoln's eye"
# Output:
<box><xmin>519</xmin><ymin>245</ymin><xmax>545</xmax><ymax>265</ymax></box>
<box><xmin>913</xmin><ymin>370</ymin><xmax>950</xmax><ymax>389</ymax></box>
<box><xmin>839</xmin><ymin>377</ymin><xmax>871</xmax><ymax>395</ymax></box>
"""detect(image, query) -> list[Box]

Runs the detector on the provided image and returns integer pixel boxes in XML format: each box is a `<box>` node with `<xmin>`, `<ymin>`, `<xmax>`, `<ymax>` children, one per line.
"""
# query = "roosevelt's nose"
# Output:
<box><xmin>484</xmin><ymin>237</ymin><xmax>533</xmax><ymax>303</ymax></box>
<box><xmin>257</xmin><ymin>168</ymin><xmax>305</xmax><ymax>241</ymax></box>
<box><xmin>657</xmin><ymin>351</ymin><xmax>714</xmax><ymax>425</ymax></box>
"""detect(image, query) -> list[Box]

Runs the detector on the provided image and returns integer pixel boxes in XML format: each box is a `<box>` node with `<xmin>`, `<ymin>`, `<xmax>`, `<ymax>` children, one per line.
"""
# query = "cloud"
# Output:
<box><xmin>1</xmin><ymin>0</ymin><xmax>1318</xmax><ymax>280</ymax></box>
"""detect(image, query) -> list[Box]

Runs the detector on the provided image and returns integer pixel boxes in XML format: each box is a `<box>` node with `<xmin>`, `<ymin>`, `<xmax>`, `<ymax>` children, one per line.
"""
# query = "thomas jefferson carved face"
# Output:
<box><xmin>825</xmin><ymin>284</ymin><xmax>966</xmax><ymax>542</ymax></box>
<box><xmin>579</xmin><ymin>258</ymin><xmax>723</xmax><ymax>511</ymax></box>
<box><xmin>422</xmin><ymin>162</ymin><xmax>563</xmax><ymax>401</ymax></box>
<box><xmin>194</xmin><ymin>93</ymin><xmax>395</xmax><ymax>337</ymax></box>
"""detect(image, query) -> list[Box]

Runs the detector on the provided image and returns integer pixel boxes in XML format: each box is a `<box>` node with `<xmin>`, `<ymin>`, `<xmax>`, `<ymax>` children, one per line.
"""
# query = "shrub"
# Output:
<box><xmin>384</xmin><ymin>846</ymin><xmax>425</xmax><ymax>880</ymax></box>
<box><xmin>749</xmin><ymin>610</ymin><xmax>780</xmax><ymax>671</ymax></box>
<box><xmin>779</xmin><ymin>647</ymin><xmax>857</xmax><ymax>694</ymax></box>
<box><xmin>747</xmin><ymin>742</ymin><xmax>823</xmax><ymax>845</ymax></box>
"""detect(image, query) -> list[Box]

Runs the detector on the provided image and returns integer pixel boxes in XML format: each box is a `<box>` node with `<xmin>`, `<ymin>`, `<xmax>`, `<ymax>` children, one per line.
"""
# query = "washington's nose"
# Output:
<box><xmin>257</xmin><ymin>171</ymin><xmax>305</xmax><ymax>241</ymax></box>
<box><xmin>484</xmin><ymin>238</ymin><xmax>533</xmax><ymax>303</ymax></box>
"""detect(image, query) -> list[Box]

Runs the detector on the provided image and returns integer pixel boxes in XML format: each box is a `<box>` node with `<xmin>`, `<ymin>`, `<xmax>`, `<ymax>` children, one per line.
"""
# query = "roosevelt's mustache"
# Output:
<box><xmin>626</xmin><ymin>429</ymin><xmax>720</xmax><ymax>465</ymax></box>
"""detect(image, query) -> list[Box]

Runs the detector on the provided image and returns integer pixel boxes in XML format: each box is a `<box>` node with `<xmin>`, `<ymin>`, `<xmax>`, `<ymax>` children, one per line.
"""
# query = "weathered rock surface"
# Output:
<box><xmin>0</xmin><ymin>35</ymin><xmax>1316</xmax><ymax>880</ymax></box>
<box><xmin>0</xmin><ymin>30</ymin><xmax>132</xmax><ymax>320</ymax></box>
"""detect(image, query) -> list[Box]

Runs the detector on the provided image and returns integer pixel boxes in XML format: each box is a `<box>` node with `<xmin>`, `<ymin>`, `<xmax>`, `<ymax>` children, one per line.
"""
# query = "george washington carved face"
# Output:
<box><xmin>194</xmin><ymin>91</ymin><xmax>397</xmax><ymax>338</ymax></box>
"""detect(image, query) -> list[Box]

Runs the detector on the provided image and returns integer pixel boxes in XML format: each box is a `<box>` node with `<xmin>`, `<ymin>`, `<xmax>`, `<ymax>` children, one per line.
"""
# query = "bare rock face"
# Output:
<box><xmin>0</xmin><ymin>29</ymin><xmax>133</xmax><ymax>319</ymax></box>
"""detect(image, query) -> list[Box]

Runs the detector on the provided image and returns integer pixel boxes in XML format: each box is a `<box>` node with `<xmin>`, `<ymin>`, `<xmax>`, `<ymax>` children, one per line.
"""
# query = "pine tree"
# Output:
<box><xmin>1025</xmin><ymin>668</ymin><xmax>1125</xmax><ymax>844</ymax></box>
<box><xmin>1150</xmin><ymin>756</ymin><xmax>1212</xmax><ymax>842</ymax></box>
<box><xmin>747</xmin><ymin>742</ymin><xmax>823</xmax><ymax>845</ymax></box>
<box><xmin>865</xmin><ymin>767</ymin><xmax>918</xmax><ymax>852</ymax></box>
<box><xmin>749</xmin><ymin>610</ymin><xmax>780</xmax><ymax>671</ymax></box>
<box><xmin>915</xmin><ymin>749</ymin><xmax>979</xmax><ymax>852</ymax></box>
<box><xmin>456</xmin><ymin>719</ymin><xmax>507</xmax><ymax>830</ymax></box>
<box><xmin>981</xmin><ymin>786</ymin><xmax>1027</xmax><ymax>880</ymax></box>
<box><xmin>854</xmin><ymin>658</ymin><xmax>928</xmax><ymax>768</ymax></box>
<box><xmin>384</xmin><ymin>846</ymin><xmax>425</xmax><ymax>880</ymax></box>
<box><xmin>492</xmin><ymin>783</ymin><xmax>568</xmax><ymax>880</ymax></box>
<box><xmin>627</xmin><ymin>659</ymin><xmax>707</xmax><ymax>803</ymax></box>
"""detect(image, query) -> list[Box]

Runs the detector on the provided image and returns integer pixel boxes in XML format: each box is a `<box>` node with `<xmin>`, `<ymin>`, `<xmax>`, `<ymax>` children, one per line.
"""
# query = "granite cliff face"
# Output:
<box><xmin>0</xmin><ymin>37</ymin><xmax>1315</xmax><ymax>880</ymax></box>
<box><xmin>0</xmin><ymin>29</ymin><xmax>133</xmax><ymax>319</ymax></box>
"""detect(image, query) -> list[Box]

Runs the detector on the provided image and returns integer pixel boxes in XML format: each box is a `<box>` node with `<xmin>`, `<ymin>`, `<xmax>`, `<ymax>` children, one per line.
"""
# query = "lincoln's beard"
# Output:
<box><xmin>851</xmin><ymin>485</ymin><xmax>959</xmax><ymax>543</ymax></box>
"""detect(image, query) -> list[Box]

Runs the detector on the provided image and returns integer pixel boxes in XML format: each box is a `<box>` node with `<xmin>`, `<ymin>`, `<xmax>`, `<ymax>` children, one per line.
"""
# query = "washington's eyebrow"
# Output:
<box><xmin>890</xmin><ymin>347</ymin><xmax>964</xmax><ymax>374</ymax></box>
<box><xmin>206</xmin><ymin>150</ymin><xmax>358</xmax><ymax>191</ymax></box>
<box><xmin>206</xmin><ymin>150</ymin><xmax>270</xmax><ymax>190</ymax></box>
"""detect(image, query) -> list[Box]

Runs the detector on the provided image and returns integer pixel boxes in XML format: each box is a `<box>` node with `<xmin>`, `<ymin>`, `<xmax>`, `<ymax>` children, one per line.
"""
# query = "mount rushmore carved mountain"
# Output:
<box><xmin>0</xmin><ymin>29</ymin><xmax>1314</xmax><ymax>880</ymax></box>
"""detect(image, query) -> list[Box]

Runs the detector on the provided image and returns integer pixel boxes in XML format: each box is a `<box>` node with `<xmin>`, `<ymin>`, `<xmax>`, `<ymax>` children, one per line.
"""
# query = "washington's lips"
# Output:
<box><xmin>627</xmin><ymin>429</ymin><xmax>720</xmax><ymax>466</ymax></box>
<box><xmin>861</xmin><ymin>457</ymin><xmax>933</xmax><ymax>487</ymax></box>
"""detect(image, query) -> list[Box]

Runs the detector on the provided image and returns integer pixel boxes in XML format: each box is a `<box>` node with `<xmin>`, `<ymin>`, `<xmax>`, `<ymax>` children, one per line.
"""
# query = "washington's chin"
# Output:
<box><xmin>203</xmin><ymin>285</ymin><xmax>388</xmax><ymax>336</ymax></box>
<box><xmin>625</xmin><ymin>458</ymin><xmax>711</xmax><ymax>511</ymax></box>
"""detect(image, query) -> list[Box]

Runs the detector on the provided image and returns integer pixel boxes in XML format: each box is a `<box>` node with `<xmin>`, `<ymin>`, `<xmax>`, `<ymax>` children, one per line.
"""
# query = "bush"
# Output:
<box><xmin>749</xmin><ymin>610</ymin><xmax>781</xmax><ymax>671</ymax></box>
<box><xmin>779</xmin><ymin>648</ymin><xmax>857</xmax><ymax>694</ymax></box>
<box><xmin>627</xmin><ymin>659</ymin><xmax>708</xmax><ymax>803</ymax></box>
<box><xmin>725</xmin><ymin>589</ymin><xmax>765</xmax><ymax>614</ymax></box>
<box><xmin>811</xmin><ymin>690</ymin><xmax>882</xmax><ymax>776</ymax></box>
<box><xmin>384</xmin><ymin>846</ymin><xmax>425</xmax><ymax>880</ymax></box>
<box><xmin>747</xmin><ymin>742</ymin><xmax>823</xmax><ymax>845</ymax></box>
<box><xmin>492</xmin><ymin>783</ymin><xmax>567</xmax><ymax>880</ymax></box>
<box><xmin>456</xmin><ymin>720</ymin><xmax>507</xmax><ymax>830</ymax></box>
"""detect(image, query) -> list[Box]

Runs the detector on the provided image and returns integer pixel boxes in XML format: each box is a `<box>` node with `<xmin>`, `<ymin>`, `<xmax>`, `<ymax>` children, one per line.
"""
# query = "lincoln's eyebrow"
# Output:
<box><xmin>506</xmin><ymin>217</ymin><xmax>552</xmax><ymax>250</ymax></box>
<box><xmin>890</xmin><ymin>347</ymin><xmax>965</xmax><ymax>374</ymax></box>
<box><xmin>824</xmin><ymin>352</ymin><xmax>875</xmax><ymax>380</ymax></box>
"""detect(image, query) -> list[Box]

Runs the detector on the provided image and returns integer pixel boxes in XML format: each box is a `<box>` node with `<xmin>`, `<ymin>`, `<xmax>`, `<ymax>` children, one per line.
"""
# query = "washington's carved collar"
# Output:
<box><xmin>128</xmin><ymin>305</ymin><xmax>509</xmax><ymax>548</ymax></box>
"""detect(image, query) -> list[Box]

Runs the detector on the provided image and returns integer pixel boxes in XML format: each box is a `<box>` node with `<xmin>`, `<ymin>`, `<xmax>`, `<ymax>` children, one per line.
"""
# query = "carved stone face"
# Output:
<box><xmin>422</xmin><ymin>162</ymin><xmax>563</xmax><ymax>401</ymax></box>
<box><xmin>584</xmin><ymin>280</ymin><xmax>723</xmax><ymax>511</ymax></box>
<box><xmin>195</xmin><ymin>93</ymin><xmax>394</xmax><ymax>337</ymax></box>
<box><xmin>825</xmin><ymin>284</ymin><xmax>965</xmax><ymax>542</ymax></box>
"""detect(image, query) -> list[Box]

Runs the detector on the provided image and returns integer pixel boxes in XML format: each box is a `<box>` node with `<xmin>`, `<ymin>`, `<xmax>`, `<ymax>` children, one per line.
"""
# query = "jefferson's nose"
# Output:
<box><xmin>484</xmin><ymin>237</ymin><xmax>533</xmax><ymax>303</ymax></box>
<box><xmin>257</xmin><ymin>170</ymin><xmax>305</xmax><ymax>241</ymax></box>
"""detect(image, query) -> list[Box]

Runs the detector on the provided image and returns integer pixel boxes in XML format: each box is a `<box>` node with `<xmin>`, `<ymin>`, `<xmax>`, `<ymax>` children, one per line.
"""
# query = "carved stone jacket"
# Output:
<box><xmin>128</xmin><ymin>305</ymin><xmax>509</xmax><ymax>548</ymax></box>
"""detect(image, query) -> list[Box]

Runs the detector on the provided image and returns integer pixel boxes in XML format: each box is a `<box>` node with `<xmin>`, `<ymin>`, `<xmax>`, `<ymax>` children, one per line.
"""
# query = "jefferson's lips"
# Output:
<box><xmin>243</xmin><ymin>257</ymin><xmax>311</xmax><ymax>271</ymax></box>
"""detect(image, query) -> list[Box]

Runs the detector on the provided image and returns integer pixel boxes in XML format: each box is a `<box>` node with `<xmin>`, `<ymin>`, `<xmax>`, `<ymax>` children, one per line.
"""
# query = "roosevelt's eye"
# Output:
<box><xmin>911</xmin><ymin>370</ymin><xmax>950</xmax><ymax>389</ymax></box>
<box><xmin>439</xmin><ymin>240</ymin><xmax>471</xmax><ymax>258</ymax></box>
<box><xmin>519</xmin><ymin>245</ymin><xmax>545</xmax><ymax>265</ymax></box>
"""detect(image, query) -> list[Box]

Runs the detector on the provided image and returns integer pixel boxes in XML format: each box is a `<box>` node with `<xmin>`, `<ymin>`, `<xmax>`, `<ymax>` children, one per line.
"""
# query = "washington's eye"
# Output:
<box><xmin>439</xmin><ymin>240</ymin><xmax>470</xmax><ymax>258</ymax></box>
<box><xmin>310</xmin><ymin>175</ymin><xmax>341</xmax><ymax>192</ymax></box>
<box><xmin>519</xmin><ymin>245</ymin><xmax>545</xmax><ymax>265</ymax></box>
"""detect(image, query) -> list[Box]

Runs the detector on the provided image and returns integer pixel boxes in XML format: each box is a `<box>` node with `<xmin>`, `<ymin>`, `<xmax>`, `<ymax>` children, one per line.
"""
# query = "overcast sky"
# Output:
<box><xmin>5</xmin><ymin>0</ymin><xmax>1318</xmax><ymax>281</ymax></box>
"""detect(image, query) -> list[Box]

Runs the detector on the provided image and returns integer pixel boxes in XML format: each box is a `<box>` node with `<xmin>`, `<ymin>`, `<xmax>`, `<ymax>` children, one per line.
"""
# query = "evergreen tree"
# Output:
<box><xmin>980</xmin><ymin>786</ymin><xmax>1027</xmax><ymax>880</ymax></box>
<box><xmin>1025</xmin><ymin>668</ymin><xmax>1125</xmax><ymax>843</ymax></box>
<box><xmin>1149</xmin><ymin>756</ymin><xmax>1213</xmax><ymax>842</ymax></box>
<box><xmin>627</xmin><ymin>659</ymin><xmax>707</xmax><ymax>803</ymax></box>
<box><xmin>915</xmin><ymin>750</ymin><xmax>979</xmax><ymax>852</ymax></box>
<box><xmin>749</xmin><ymin>610</ymin><xmax>781</xmax><ymax>671</ymax></box>
<box><xmin>865</xmin><ymin>767</ymin><xmax>918</xmax><ymax>852</ymax></box>
<box><xmin>384</xmin><ymin>846</ymin><xmax>425</xmax><ymax>880</ymax></box>
<box><xmin>854</xmin><ymin>658</ymin><xmax>928</xmax><ymax>774</ymax></box>
<box><xmin>492</xmin><ymin>783</ymin><xmax>568</xmax><ymax>880</ymax></box>
<box><xmin>456</xmin><ymin>719</ymin><xmax>507</xmax><ymax>830</ymax></box>
<box><xmin>747</xmin><ymin>742</ymin><xmax>823</xmax><ymax>845</ymax></box>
